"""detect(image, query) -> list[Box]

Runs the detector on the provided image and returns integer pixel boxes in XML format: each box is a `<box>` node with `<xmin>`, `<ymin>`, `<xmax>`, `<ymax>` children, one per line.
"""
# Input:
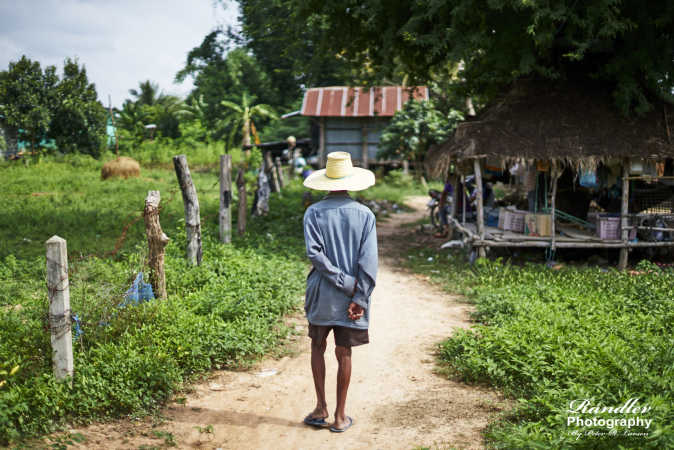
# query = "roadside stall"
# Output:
<box><xmin>426</xmin><ymin>81</ymin><xmax>674</xmax><ymax>268</ymax></box>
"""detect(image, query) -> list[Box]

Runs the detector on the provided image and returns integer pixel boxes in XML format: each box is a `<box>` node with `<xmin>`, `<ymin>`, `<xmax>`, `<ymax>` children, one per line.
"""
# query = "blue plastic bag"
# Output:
<box><xmin>579</xmin><ymin>169</ymin><xmax>599</xmax><ymax>188</ymax></box>
<box><xmin>120</xmin><ymin>272</ymin><xmax>155</xmax><ymax>308</ymax></box>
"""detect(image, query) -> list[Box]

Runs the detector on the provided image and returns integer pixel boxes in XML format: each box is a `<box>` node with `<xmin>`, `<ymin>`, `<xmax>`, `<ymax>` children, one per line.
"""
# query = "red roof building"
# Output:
<box><xmin>300</xmin><ymin>86</ymin><xmax>429</xmax><ymax>166</ymax></box>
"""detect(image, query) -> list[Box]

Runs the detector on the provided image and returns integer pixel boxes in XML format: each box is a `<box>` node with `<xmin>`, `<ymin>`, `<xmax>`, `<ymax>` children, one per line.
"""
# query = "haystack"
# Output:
<box><xmin>101</xmin><ymin>156</ymin><xmax>141</xmax><ymax>180</ymax></box>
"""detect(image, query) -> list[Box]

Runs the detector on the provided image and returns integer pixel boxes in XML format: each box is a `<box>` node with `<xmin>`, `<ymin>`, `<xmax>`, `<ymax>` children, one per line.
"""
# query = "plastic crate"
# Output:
<box><xmin>597</xmin><ymin>216</ymin><xmax>620</xmax><ymax>240</ymax></box>
<box><xmin>504</xmin><ymin>210</ymin><xmax>526</xmax><ymax>233</ymax></box>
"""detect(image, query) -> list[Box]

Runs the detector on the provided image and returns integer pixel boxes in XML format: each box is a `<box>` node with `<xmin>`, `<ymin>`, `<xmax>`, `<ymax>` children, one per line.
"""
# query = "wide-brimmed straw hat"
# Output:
<box><xmin>303</xmin><ymin>152</ymin><xmax>375</xmax><ymax>191</ymax></box>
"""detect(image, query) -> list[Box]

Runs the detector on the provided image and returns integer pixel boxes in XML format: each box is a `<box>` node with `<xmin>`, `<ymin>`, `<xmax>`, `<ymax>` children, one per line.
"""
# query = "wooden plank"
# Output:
<box><xmin>46</xmin><ymin>236</ymin><xmax>73</xmax><ymax>380</ymax></box>
<box><xmin>473</xmin><ymin>240</ymin><xmax>674</xmax><ymax>248</ymax></box>
<box><xmin>173</xmin><ymin>155</ymin><xmax>202</xmax><ymax>265</ymax></box>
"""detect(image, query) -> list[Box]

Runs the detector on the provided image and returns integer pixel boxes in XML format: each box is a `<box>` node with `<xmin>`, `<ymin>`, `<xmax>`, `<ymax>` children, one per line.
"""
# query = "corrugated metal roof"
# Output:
<box><xmin>301</xmin><ymin>86</ymin><xmax>429</xmax><ymax>117</ymax></box>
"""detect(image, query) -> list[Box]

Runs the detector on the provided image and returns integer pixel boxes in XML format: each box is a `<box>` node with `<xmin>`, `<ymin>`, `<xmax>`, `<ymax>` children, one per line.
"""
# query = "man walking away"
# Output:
<box><xmin>301</xmin><ymin>152</ymin><xmax>378</xmax><ymax>433</ymax></box>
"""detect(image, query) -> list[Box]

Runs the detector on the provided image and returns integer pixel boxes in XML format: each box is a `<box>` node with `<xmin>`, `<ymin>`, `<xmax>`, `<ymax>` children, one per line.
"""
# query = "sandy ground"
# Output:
<box><xmin>59</xmin><ymin>196</ymin><xmax>507</xmax><ymax>450</ymax></box>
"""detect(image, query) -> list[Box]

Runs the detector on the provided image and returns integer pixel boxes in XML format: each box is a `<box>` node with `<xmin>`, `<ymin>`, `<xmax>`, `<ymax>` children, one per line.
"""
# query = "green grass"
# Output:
<box><xmin>0</xmin><ymin>156</ymin><xmax>308</xmax><ymax>444</ymax></box>
<box><xmin>406</xmin><ymin>249</ymin><xmax>674</xmax><ymax>449</ymax></box>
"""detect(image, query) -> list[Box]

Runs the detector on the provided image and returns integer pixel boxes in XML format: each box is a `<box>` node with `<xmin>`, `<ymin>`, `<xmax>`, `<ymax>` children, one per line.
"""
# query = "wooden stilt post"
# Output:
<box><xmin>461</xmin><ymin>174</ymin><xmax>466</xmax><ymax>225</ymax></box>
<box><xmin>450</xmin><ymin>173</ymin><xmax>458</xmax><ymax>219</ymax></box>
<box><xmin>473</xmin><ymin>158</ymin><xmax>486</xmax><ymax>259</ymax></box>
<box><xmin>144</xmin><ymin>191</ymin><xmax>169</xmax><ymax>299</ymax></box>
<box><xmin>236</xmin><ymin>168</ymin><xmax>247</xmax><ymax>235</ymax></box>
<box><xmin>619</xmin><ymin>158</ymin><xmax>630</xmax><ymax>270</ymax></box>
<box><xmin>173</xmin><ymin>155</ymin><xmax>202</xmax><ymax>265</ymax></box>
<box><xmin>361</xmin><ymin>125</ymin><xmax>369</xmax><ymax>169</ymax></box>
<box><xmin>46</xmin><ymin>236</ymin><xmax>73</xmax><ymax>380</ymax></box>
<box><xmin>219</xmin><ymin>155</ymin><xmax>232</xmax><ymax>244</ymax></box>
<box><xmin>402</xmin><ymin>160</ymin><xmax>409</xmax><ymax>175</ymax></box>
<box><xmin>550</xmin><ymin>163</ymin><xmax>559</xmax><ymax>256</ymax></box>
<box><xmin>319</xmin><ymin>117</ymin><xmax>326</xmax><ymax>166</ymax></box>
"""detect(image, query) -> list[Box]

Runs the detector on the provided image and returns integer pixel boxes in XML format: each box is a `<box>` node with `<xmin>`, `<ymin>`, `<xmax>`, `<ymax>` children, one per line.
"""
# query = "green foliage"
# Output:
<box><xmin>219</xmin><ymin>92</ymin><xmax>278</xmax><ymax>150</ymax></box>
<box><xmin>48</xmin><ymin>58</ymin><xmax>107</xmax><ymax>156</ymax></box>
<box><xmin>406</xmin><ymin>251</ymin><xmax>674</xmax><ymax>448</ymax></box>
<box><xmin>0</xmin><ymin>160</ymin><xmax>309</xmax><ymax>444</ymax></box>
<box><xmin>378</xmin><ymin>99</ymin><xmax>463</xmax><ymax>163</ymax></box>
<box><xmin>0</xmin><ymin>56</ymin><xmax>57</xmax><ymax>149</ymax></box>
<box><xmin>232</xmin><ymin>0</ymin><xmax>353</xmax><ymax>106</ymax></box>
<box><xmin>117</xmin><ymin>80</ymin><xmax>189</xmax><ymax>143</ymax></box>
<box><xmin>296</xmin><ymin>0</ymin><xmax>674</xmax><ymax>115</ymax></box>
<box><xmin>177</xmin><ymin>39</ymin><xmax>283</xmax><ymax>136</ymax></box>
<box><xmin>0</xmin><ymin>56</ymin><xmax>106</xmax><ymax>155</ymax></box>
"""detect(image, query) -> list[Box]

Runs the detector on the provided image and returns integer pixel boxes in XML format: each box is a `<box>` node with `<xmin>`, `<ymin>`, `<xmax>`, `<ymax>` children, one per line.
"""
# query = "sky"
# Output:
<box><xmin>0</xmin><ymin>0</ymin><xmax>238</xmax><ymax>107</ymax></box>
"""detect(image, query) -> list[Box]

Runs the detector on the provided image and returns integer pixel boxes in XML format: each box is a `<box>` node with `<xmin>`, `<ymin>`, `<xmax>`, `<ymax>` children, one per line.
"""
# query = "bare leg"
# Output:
<box><xmin>308</xmin><ymin>337</ymin><xmax>329</xmax><ymax>420</ymax></box>
<box><xmin>333</xmin><ymin>345</ymin><xmax>352</xmax><ymax>429</ymax></box>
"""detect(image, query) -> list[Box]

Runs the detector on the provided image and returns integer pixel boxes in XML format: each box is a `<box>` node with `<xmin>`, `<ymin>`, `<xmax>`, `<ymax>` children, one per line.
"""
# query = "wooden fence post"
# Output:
<box><xmin>236</xmin><ymin>168</ymin><xmax>247</xmax><ymax>235</ymax></box>
<box><xmin>275</xmin><ymin>156</ymin><xmax>285</xmax><ymax>189</ymax></box>
<box><xmin>173</xmin><ymin>155</ymin><xmax>202</xmax><ymax>265</ymax></box>
<box><xmin>46</xmin><ymin>236</ymin><xmax>73</xmax><ymax>380</ymax></box>
<box><xmin>265</xmin><ymin>151</ymin><xmax>281</xmax><ymax>193</ymax></box>
<box><xmin>144</xmin><ymin>190</ymin><xmax>169</xmax><ymax>299</ymax></box>
<box><xmin>219</xmin><ymin>155</ymin><xmax>232</xmax><ymax>243</ymax></box>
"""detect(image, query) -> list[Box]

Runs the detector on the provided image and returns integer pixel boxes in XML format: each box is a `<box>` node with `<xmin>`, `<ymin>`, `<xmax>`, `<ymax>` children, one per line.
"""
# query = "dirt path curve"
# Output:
<box><xmin>71</xmin><ymin>196</ymin><xmax>505</xmax><ymax>450</ymax></box>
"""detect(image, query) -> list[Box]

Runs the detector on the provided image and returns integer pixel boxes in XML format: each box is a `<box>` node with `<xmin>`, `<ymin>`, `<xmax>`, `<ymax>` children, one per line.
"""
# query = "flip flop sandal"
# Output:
<box><xmin>303</xmin><ymin>415</ymin><xmax>329</xmax><ymax>428</ymax></box>
<box><xmin>329</xmin><ymin>416</ymin><xmax>354</xmax><ymax>433</ymax></box>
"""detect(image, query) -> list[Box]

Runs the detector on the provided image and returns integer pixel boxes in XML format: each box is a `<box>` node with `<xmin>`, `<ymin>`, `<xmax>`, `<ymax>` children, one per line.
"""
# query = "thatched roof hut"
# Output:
<box><xmin>426</xmin><ymin>80</ymin><xmax>674</xmax><ymax>268</ymax></box>
<box><xmin>426</xmin><ymin>80</ymin><xmax>674</xmax><ymax>178</ymax></box>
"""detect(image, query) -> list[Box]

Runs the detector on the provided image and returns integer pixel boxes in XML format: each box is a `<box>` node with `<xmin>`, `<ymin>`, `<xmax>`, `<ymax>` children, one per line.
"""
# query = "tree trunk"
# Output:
<box><xmin>144</xmin><ymin>190</ymin><xmax>169</xmax><ymax>299</ymax></box>
<box><xmin>173</xmin><ymin>155</ymin><xmax>202</xmax><ymax>265</ymax></box>
<box><xmin>236</xmin><ymin>168</ymin><xmax>247</xmax><ymax>235</ymax></box>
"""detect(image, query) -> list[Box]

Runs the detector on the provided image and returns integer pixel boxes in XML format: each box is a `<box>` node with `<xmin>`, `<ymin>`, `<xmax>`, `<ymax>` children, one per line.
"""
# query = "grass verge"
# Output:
<box><xmin>406</xmin><ymin>248</ymin><xmax>673</xmax><ymax>449</ymax></box>
<box><xmin>0</xmin><ymin>158</ymin><xmax>307</xmax><ymax>444</ymax></box>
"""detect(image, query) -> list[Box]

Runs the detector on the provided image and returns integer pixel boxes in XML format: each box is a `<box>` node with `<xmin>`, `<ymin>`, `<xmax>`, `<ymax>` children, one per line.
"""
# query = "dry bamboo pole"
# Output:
<box><xmin>144</xmin><ymin>190</ymin><xmax>169</xmax><ymax>299</ymax></box>
<box><xmin>619</xmin><ymin>159</ymin><xmax>630</xmax><ymax>270</ymax></box>
<box><xmin>473</xmin><ymin>159</ymin><xmax>486</xmax><ymax>259</ymax></box>
<box><xmin>236</xmin><ymin>168</ymin><xmax>247</xmax><ymax>235</ymax></box>
<box><xmin>46</xmin><ymin>236</ymin><xmax>73</xmax><ymax>380</ymax></box>
<box><xmin>219</xmin><ymin>155</ymin><xmax>232</xmax><ymax>244</ymax></box>
<box><xmin>173</xmin><ymin>155</ymin><xmax>202</xmax><ymax>265</ymax></box>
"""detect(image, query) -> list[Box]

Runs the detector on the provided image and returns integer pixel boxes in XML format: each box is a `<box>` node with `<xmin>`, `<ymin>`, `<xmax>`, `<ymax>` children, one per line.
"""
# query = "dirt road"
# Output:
<box><xmin>68</xmin><ymin>196</ymin><xmax>505</xmax><ymax>449</ymax></box>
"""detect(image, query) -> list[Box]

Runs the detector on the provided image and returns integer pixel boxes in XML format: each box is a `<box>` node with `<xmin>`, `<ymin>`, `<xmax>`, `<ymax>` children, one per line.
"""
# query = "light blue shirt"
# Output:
<box><xmin>303</xmin><ymin>192</ymin><xmax>378</xmax><ymax>329</ymax></box>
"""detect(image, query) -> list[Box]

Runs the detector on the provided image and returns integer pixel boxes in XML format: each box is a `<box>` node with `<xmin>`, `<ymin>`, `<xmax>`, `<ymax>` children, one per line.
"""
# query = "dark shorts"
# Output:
<box><xmin>308</xmin><ymin>324</ymin><xmax>369</xmax><ymax>348</ymax></box>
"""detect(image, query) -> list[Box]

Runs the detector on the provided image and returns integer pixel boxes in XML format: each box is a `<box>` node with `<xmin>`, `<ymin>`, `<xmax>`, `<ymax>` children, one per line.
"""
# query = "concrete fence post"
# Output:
<box><xmin>46</xmin><ymin>235</ymin><xmax>73</xmax><ymax>380</ymax></box>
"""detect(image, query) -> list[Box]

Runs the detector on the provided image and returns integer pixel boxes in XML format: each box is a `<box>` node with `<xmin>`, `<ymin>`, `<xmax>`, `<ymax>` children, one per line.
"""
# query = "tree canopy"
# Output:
<box><xmin>295</xmin><ymin>0</ymin><xmax>674</xmax><ymax>114</ymax></box>
<box><xmin>0</xmin><ymin>56</ymin><xmax>106</xmax><ymax>155</ymax></box>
